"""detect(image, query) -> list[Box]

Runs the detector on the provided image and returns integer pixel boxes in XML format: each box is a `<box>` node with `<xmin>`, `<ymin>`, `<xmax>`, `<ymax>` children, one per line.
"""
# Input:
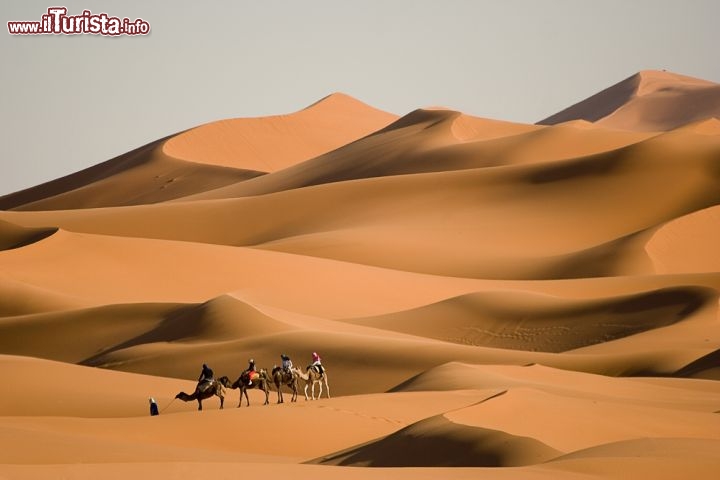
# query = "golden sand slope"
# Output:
<box><xmin>1</xmin><ymin>71</ymin><xmax>720</xmax><ymax>479</ymax></box>
<box><xmin>539</xmin><ymin>70</ymin><xmax>720</xmax><ymax>131</ymax></box>
<box><xmin>0</xmin><ymin>93</ymin><xmax>396</xmax><ymax>211</ymax></box>
<box><xmin>163</xmin><ymin>92</ymin><xmax>398</xmax><ymax>171</ymax></box>
<box><xmin>0</xmin><ymin>139</ymin><xmax>264</xmax><ymax>211</ymax></box>
<box><xmin>1</xmin><ymin>357</ymin><xmax>718</xmax><ymax>479</ymax></box>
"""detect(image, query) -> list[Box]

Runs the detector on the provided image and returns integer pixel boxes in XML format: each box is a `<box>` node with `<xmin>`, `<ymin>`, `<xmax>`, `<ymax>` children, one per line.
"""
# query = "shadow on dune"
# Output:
<box><xmin>0</xmin><ymin>220</ymin><xmax>58</xmax><ymax>252</ymax></box>
<box><xmin>346</xmin><ymin>286</ymin><xmax>716</xmax><ymax>353</ymax></box>
<box><xmin>308</xmin><ymin>413</ymin><xmax>561</xmax><ymax>467</ymax></box>
<box><xmin>673</xmin><ymin>348</ymin><xmax>720</xmax><ymax>380</ymax></box>
<box><xmin>538</xmin><ymin>72</ymin><xmax>640</xmax><ymax>125</ymax></box>
<box><xmin>80</xmin><ymin>295</ymin><xmax>292</xmax><ymax>368</ymax></box>
<box><xmin>0</xmin><ymin>137</ymin><xmax>264</xmax><ymax>211</ymax></box>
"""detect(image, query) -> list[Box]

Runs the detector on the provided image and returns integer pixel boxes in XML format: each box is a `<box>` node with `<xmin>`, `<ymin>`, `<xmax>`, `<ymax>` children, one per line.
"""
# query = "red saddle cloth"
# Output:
<box><xmin>243</xmin><ymin>371</ymin><xmax>259</xmax><ymax>384</ymax></box>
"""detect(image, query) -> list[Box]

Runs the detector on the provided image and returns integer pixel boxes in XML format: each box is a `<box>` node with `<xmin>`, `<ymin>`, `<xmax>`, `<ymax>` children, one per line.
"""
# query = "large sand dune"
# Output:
<box><xmin>539</xmin><ymin>70</ymin><xmax>720</xmax><ymax>131</ymax></box>
<box><xmin>1</xmin><ymin>70</ymin><xmax>719</xmax><ymax>479</ymax></box>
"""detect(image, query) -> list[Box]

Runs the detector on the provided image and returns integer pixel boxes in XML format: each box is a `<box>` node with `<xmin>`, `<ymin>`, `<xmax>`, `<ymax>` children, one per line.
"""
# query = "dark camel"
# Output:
<box><xmin>175</xmin><ymin>379</ymin><xmax>226</xmax><ymax>411</ymax></box>
<box><xmin>295</xmin><ymin>365</ymin><xmax>330</xmax><ymax>400</ymax></box>
<box><xmin>218</xmin><ymin>371</ymin><xmax>270</xmax><ymax>407</ymax></box>
<box><xmin>271</xmin><ymin>366</ymin><xmax>298</xmax><ymax>403</ymax></box>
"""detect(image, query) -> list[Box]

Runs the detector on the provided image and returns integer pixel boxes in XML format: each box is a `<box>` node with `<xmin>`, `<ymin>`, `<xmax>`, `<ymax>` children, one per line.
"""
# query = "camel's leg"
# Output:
<box><xmin>324</xmin><ymin>376</ymin><xmax>330</xmax><ymax>399</ymax></box>
<box><xmin>197</xmin><ymin>399</ymin><xmax>203</xmax><ymax>411</ymax></box>
<box><xmin>219</xmin><ymin>395</ymin><xmax>224</xmax><ymax>409</ymax></box>
<box><xmin>237</xmin><ymin>388</ymin><xmax>243</xmax><ymax>408</ymax></box>
<box><xmin>316</xmin><ymin>381</ymin><xmax>322</xmax><ymax>400</ymax></box>
<box><xmin>263</xmin><ymin>385</ymin><xmax>269</xmax><ymax>405</ymax></box>
<box><xmin>304</xmin><ymin>382</ymin><xmax>310</xmax><ymax>401</ymax></box>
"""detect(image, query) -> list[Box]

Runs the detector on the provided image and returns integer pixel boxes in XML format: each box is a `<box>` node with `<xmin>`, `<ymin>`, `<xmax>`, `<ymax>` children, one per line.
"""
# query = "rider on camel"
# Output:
<box><xmin>197</xmin><ymin>363</ymin><xmax>214</xmax><ymax>393</ymax></box>
<box><xmin>311</xmin><ymin>351</ymin><xmax>324</xmax><ymax>374</ymax></box>
<box><xmin>242</xmin><ymin>358</ymin><xmax>256</xmax><ymax>386</ymax></box>
<box><xmin>281</xmin><ymin>354</ymin><xmax>293</xmax><ymax>374</ymax></box>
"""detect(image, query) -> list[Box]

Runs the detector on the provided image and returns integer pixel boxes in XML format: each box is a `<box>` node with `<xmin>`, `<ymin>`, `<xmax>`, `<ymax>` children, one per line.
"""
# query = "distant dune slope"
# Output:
<box><xmin>345</xmin><ymin>287</ymin><xmax>717</xmax><ymax>352</ymax></box>
<box><xmin>539</xmin><ymin>70</ymin><xmax>720</xmax><ymax>131</ymax></box>
<box><xmin>0</xmin><ymin>219</ymin><xmax>56</xmax><ymax>251</ymax></box>
<box><xmin>0</xmin><ymin>139</ymin><xmax>265</xmax><ymax>211</ymax></box>
<box><xmin>162</xmin><ymin>92</ymin><xmax>398</xmax><ymax>171</ymax></box>
<box><xmin>2</xmin><ymin>124</ymin><xmax>718</xmax><ymax>279</ymax></box>
<box><xmin>0</xmin><ymin>93</ymin><xmax>396</xmax><ymax>211</ymax></box>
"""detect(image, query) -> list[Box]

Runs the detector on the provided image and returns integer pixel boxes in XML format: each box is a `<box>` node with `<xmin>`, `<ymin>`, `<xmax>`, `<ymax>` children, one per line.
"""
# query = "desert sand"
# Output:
<box><xmin>1</xmin><ymin>70</ymin><xmax>719</xmax><ymax>479</ymax></box>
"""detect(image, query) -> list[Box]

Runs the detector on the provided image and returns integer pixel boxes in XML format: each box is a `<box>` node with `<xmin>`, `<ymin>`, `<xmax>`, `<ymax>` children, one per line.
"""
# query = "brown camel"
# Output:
<box><xmin>175</xmin><ymin>379</ymin><xmax>225</xmax><ymax>411</ymax></box>
<box><xmin>295</xmin><ymin>365</ymin><xmax>330</xmax><ymax>401</ymax></box>
<box><xmin>271</xmin><ymin>366</ymin><xmax>298</xmax><ymax>403</ymax></box>
<box><xmin>218</xmin><ymin>371</ymin><xmax>270</xmax><ymax>407</ymax></box>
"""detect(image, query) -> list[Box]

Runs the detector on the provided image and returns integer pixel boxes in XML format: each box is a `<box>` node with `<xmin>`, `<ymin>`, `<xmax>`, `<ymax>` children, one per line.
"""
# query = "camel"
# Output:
<box><xmin>218</xmin><ymin>371</ymin><xmax>270</xmax><ymax>407</ymax></box>
<box><xmin>295</xmin><ymin>365</ymin><xmax>330</xmax><ymax>401</ymax></box>
<box><xmin>175</xmin><ymin>379</ymin><xmax>226</xmax><ymax>411</ymax></box>
<box><xmin>271</xmin><ymin>366</ymin><xmax>298</xmax><ymax>403</ymax></box>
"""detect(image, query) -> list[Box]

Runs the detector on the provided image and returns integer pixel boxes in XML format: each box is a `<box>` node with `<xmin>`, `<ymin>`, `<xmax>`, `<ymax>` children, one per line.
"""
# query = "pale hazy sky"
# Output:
<box><xmin>2</xmin><ymin>0</ymin><xmax>719</xmax><ymax>196</ymax></box>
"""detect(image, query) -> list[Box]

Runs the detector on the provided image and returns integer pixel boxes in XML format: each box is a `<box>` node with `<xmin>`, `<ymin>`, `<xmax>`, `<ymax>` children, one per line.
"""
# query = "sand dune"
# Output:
<box><xmin>0</xmin><ymin>276</ymin><xmax>85</xmax><ymax>316</ymax></box>
<box><xmin>162</xmin><ymin>92</ymin><xmax>398</xmax><ymax>171</ymax></box>
<box><xmin>2</xmin><ymin>71</ymin><xmax>720</xmax><ymax>478</ymax></box>
<box><xmin>539</xmin><ymin>70</ymin><xmax>720</xmax><ymax>131</ymax></box>
<box><xmin>0</xmin><ymin>219</ymin><xmax>56</xmax><ymax>251</ymax></box>
<box><xmin>4</xmin><ymin>354</ymin><xmax>718</xmax><ymax>479</ymax></box>
<box><xmin>175</xmin><ymin>110</ymin><xmax>653</xmax><ymax>202</ymax></box>
<box><xmin>0</xmin><ymin>228</ymin><xmax>485</xmax><ymax>315</ymax></box>
<box><xmin>646</xmin><ymin>205</ymin><xmax>720</xmax><ymax>274</ymax></box>
<box><xmin>0</xmin><ymin>93</ymin><xmax>395</xmax><ymax>211</ymax></box>
<box><xmin>0</xmin><ymin>303</ymin><xmax>180</xmax><ymax>363</ymax></box>
<box><xmin>346</xmin><ymin>287</ymin><xmax>717</xmax><ymax>352</ymax></box>
<box><xmin>0</xmin><ymin>139</ymin><xmax>264</xmax><ymax>211</ymax></box>
<box><xmin>314</xmin><ymin>413</ymin><xmax>563</xmax><ymax>467</ymax></box>
<box><xmin>3</xmin><ymin>124</ymin><xmax>718</xmax><ymax>280</ymax></box>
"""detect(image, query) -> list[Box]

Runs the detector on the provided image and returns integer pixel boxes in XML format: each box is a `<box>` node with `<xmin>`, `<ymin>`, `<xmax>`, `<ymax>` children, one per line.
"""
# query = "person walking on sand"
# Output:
<box><xmin>149</xmin><ymin>397</ymin><xmax>159</xmax><ymax>416</ymax></box>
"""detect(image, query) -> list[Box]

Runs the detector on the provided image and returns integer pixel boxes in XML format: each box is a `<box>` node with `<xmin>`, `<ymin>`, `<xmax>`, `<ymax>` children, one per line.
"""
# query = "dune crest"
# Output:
<box><xmin>347</xmin><ymin>287</ymin><xmax>716</xmax><ymax>352</ymax></box>
<box><xmin>646</xmin><ymin>205</ymin><xmax>720</xmax><ymax>274</ymax></box>
<box><xmin>313</xmin><ymin>413</ymin><xmax>562</xmax><ymax>467</ymax></box>
<box><xmin>0</xmin><ymin>219</ymin><xmax>56</xmax><ymax>251</ymax></box>
<box><xmin>539</xmin><ymin>70</ymin><xmax>720</xmax><ymax>131</ymax></box>
<box><xmin>162</xmin><ymin>92</ymin><xmax>398</xmax><ymax>172</ymax></box>
<box><xmin>0</xmin><ymin>140</ymin><xmax>265</xmax><ymax>211</ymax></box>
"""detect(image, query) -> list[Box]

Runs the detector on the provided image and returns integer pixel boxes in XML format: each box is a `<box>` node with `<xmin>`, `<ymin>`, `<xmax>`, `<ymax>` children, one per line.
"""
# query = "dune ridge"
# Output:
<box><xmin>0</xmin><ymin>140</ymin><xmax>265</xmax><ymax>211</ymax></box>
<box><xmin>539</xmin><ymin>70</ymin><xmax>720</xmax><ymax>131</ymax></box>
<box><xmin>162</xmin><ymin>92</ymin><xmax>398</xmax><ymax>171</ymax></box>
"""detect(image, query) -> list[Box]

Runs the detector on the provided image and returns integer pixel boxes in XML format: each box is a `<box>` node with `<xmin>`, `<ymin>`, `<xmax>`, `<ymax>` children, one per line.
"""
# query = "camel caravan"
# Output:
<box><xmin>174</xmin><ymin>353</ymin><xmax>330</xmax><ymax>411</ymax></box>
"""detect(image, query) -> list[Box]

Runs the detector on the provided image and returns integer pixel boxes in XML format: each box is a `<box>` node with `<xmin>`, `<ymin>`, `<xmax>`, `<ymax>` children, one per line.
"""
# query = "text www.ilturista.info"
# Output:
<box><xmin>8</xmin><ymin>7</ymin><xmax>150</xmax><ymax>36</ymax></box>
